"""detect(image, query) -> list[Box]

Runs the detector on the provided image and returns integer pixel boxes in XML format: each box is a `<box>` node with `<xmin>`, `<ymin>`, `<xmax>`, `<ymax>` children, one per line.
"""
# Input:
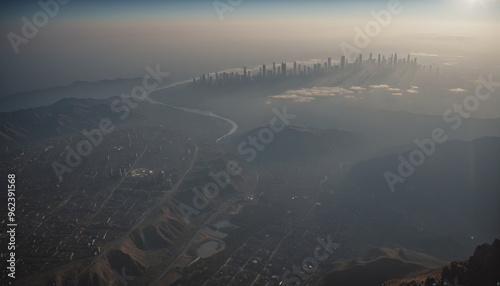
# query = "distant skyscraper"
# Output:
<box><xmin>369</xmin><ymin>53</ymin><xmax>372</xmax><ymax>63</ymax></box>
<box><xmin>328</xmin><ymin>57</ymin><xmax>331</xmax><ymax>72</ymax></box>
<box><xmin>273</xmin><ymin>62</ymin><xmax>276</xmax><ymax>76</ymax></box>
<box><xmin>262</xmin><ymin>65</ymin><xmax>266</xmax><ymax>78</ymax></box>
<box><xmin>358</xmin><ymin>54</ymin><xmax>362</xmax><ymax>66</ymax></box>
<box><xmin>407</xmin><ymin>54</ymin><xmax>410</xmax><ymax>66</ymax></box>
<box><xmin>277</xmin><ymin>66</ymin><xmax>281</xmax><ymax>76</ymax></box>
<box><xmin>378</xmin><ymin>53</ymin><xmax>381</xmax><ymax>67</ymax></box>
<box><xmin>340</xmin><ymin>56</ymin><xmax>346</xmax><ymax>70</ymax></box>
<box><xmin>281</xmin><ymin>62</ymin><xmax>286</xmax><ymax>77</ymax></box>
<box><xmin>394</xmin><ymin>53</ymin><xmax>398</xmax><ymax>66</ymax></box>
<box><xmin>293</xmin><ymin>61</ymin><xmax>297</xmax><ymax>76</ymax></box>
<box><xmin>243</xmin><ymin>66</ymin><xmax>247</xmax><ymax>78</ymax></box>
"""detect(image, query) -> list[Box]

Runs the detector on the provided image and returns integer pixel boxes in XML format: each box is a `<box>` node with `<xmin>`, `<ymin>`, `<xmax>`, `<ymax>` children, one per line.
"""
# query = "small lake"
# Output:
<box><xmin>196</xmin><ymin>240</ymin><xmax>221</xmax><ymax>258</ymax></box>
<box><xmin>204</xmin><ymin>220</ymin><xmax>239</xmax><ymax>238</ymax></box>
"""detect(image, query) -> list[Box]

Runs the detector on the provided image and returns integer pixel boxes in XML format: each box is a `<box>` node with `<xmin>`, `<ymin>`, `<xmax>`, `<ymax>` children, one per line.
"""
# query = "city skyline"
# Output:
<box><xmin>193</xmin><ymin>52</ymin><xmax>426</xmax><ymax>86</ymax></box>
<box><xmin>1</xmin><ymin>0</ymin><xmax>498</xmax><ymax>96</ymax></box>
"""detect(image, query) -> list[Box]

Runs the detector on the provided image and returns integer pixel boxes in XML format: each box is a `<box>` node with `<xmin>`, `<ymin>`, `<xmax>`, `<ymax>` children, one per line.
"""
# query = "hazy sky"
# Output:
<box><xmin>1</xmin><ymin>0</ymin><xmax>499</xmax><ymax>96</ymax></box>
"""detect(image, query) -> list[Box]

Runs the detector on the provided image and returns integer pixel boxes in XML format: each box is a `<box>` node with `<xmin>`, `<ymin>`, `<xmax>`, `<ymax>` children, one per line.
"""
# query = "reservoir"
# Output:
<box><xmin>196</xmin><ymin>240</ymin><xmax>221</xmax><ymax>258</ymax></box>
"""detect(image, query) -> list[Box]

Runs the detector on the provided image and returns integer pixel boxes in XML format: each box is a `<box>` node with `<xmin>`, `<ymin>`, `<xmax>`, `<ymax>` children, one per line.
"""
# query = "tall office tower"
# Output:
<box><xmin>407</xmin><ymin>54</ymin><xmax>410</xmax><ymax>66</ymax></box>
<box><xmin>328</xmin><ymin>57</ymin><xmax>332</xmax><ymax>71</ymax></box>
<box><xmin>378</xmin><ymin>53</ymin><xmax>381</xmax><ymax>67</ymax></box>
<box><xmin>314</xmin><ymin>64</ymin><xmax>317</xmax><ymax>74</ymax></box>
<box><xmin>307</xmin><ymin>66</ymin><xmax>311</xmax><ymax>74</ymax></box>
<box><xmin>277</xmin><ymin>66</ymin><xmax>281</xmax><ymax>76</ymax></box>
<box><xmin>358</xmin><ymin>54</ymin><xmax>362</xmax><ymax>66</ymax></box>
<box><xmin>324</xmin><ymin>62</ymin><xmax>327</xmax><ymax>72</ymax></box>
<box><xmin>263</xmin><ymin>65</ymin><xmax>266</xmax><ymax>78</ymax></box>
<box><xmin>243</xmin><ymin>66</ymin><xmax>247</xmax><ymax>78</ymax></box>
<box><xmin>215</xmin><ymin>72</ymin><xmax>219</xmax><ymax>82</ymax></box>
<box><xmin>383</xmin><ymin>55</ymin><xmax>386</xmax><ymax>64</ymax></box>
<box><xmin>294</xmin><ymin>61</ymin><xmax>297</xmax><ymax>76</ymax></box>
<box><xmin>414</xmin><ymin>58</ymin><xmax>417</xmax><ymax>67</ymax></box>
<box><xmin>394</xmin><ymin>53</ymin><xmax>398</xmax><ymax>66</ymax></box>
<box><xmin>202</xmin><ymin>74</ymin><xmax>206</xmax><ymax>84</ymax></box>
<box><xmin>259</xmin><ymin>67</ymin><xmax>262</xmax><ymax>76</ymax></box>
<box><xmin>298</xmin><ymin>64</ymin><xmax>301</xmax><ymax>76</ymax></box>
<box><xmin>389</xmin><ymin>54</ymin><xmax>393</xmax><ymax>66</ymax></box>
<box><xmin>303</xmin><ymin>65</ymin><xmax>306</xmax><ymax>76</ymax></box>
<box><xmin>369</xmin><ymin>53</ymin><xmax>373</xmax><ymax>63</ymax></box>
<box><xmin>281</xmin><ymin>62</ymin><xmax>286</xmax><ymax>77</ymax></box>
<box><xmin>273</xmin><ymin>62</ymin><xmax>276</xmax><ymax>76</ymax></box>
<box><xmin>340</xmin><ymin>56</ymin><xmax>346</xmax><ymax>70</ymax></box>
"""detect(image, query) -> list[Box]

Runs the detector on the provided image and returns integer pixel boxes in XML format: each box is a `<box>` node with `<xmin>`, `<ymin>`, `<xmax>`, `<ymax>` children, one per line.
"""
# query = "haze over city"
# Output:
<box><xmin>1</xmin><ymin>0</ymin><xmax>499</xmax><ymax>97</ymax></box>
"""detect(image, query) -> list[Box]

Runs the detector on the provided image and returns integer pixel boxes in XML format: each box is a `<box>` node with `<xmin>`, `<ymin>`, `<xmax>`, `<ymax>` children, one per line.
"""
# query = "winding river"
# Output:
<box><xmin>145</xmin><ymin>84</ymin><xmax>238</xmax><ymax>143</ymax></box>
